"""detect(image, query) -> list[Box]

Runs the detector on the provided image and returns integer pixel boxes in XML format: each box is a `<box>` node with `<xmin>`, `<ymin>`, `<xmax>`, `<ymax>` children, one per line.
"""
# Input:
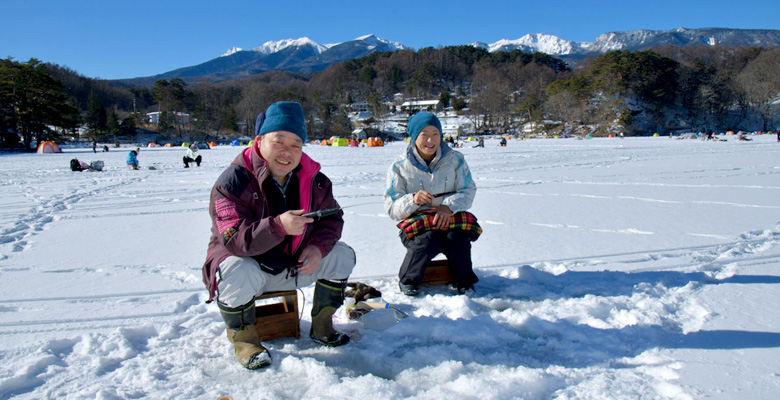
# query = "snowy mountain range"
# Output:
<box><xmin>221</xmin><ymin>35</ymin><xmax>401</xmax><ymax>57</ymax></box>
<box><xmin>122</xmin><ymin>28</ymin><xmax>780</xmax><ymax>84</ymax></box>
<box><xmin>130</xmin><ymin>34</ymin><xmax>406</xmax><ymax>84</ymax></box>
<box><xmin>473</xmin><ymin>27</ymin><xmax>780</xmax><ymax>55</ymax></box>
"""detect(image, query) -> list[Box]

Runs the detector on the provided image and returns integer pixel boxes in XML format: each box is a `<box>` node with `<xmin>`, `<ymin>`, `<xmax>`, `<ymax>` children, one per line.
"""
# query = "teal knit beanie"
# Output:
<box><xmin>258</xmin><ymin>101</ymin><xmax>307</xmax><ymax>142</ymax></box>
<box><xmin>407</xmin><ymin>112</ymin><xmax>442</xmax><ymax>143</ymax></box>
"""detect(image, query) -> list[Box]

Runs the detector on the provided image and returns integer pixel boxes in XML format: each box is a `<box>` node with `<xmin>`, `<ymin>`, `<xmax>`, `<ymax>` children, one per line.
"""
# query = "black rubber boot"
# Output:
<box><xmin>310</xmin><ymin>279</ymin><xmax>350</xmax><ymax>347</ymax></box>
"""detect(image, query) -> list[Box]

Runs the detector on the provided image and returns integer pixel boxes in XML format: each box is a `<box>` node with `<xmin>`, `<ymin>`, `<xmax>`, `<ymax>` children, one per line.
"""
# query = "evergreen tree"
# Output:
<box><xmin>85</xmin><ymin>90</ymin><xmax>107</xmax><ymax>138</ymax></box>
<box><xmin>0</xmin><ymin>58</ymin><xmax>80</xmax><ymax>149</ymax></box>
<box><xmin>439</xmin><ymin>90</ymin><xmax>451</xmax><ymax>108</ymax></box>
<box><xmin>120</xmin><ymin>114</ymin><xmax>137</xmax><ymax>135</ymax></box>
<box><xmin>152</xmin><ymin>78</ymin><xmax>189</xmax><ymax>134</ymax></box>
<box><xmin>333</xmin><ymin>107</ymin><xmax>352</xmax><ymax>136</ymax></box>
<box><xmin>106</xmin><ymin>108</ymin><xmax>120</xmax><ymax>145</ymax></box>
<box><xmin>368</xmin><ymin>91</ymin><xmax>382</xmax><ymax>116</ymax></box>
<box><xmin>223</xmin><ymin>106</ymin><xmax>238</xmax><ymax>132</ymax></box>
<box><xmin>451</xmin><ymin>97</ymin><xmax>467</xmax><ymax>111</ymax></box>
<box><xmin>317</xmin><ymin>101</ymin><xmax>338</xmax><ymax>137</ymax></box>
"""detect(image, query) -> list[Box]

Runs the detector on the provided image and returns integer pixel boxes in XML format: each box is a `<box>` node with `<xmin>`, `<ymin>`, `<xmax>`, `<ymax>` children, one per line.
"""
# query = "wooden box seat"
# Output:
<box><xmin>226</xmin><ymin>290</ymin><xmax>301</xmax><ymax>342</ymax></box>
<box><xmin>253</xmin><ymin>290</ymin><xmax>300</xmax><ymax>341</ymax></box>
<box><xmin>420</xmin><ymin>259</ymin><xmax>452</xmax><ymax>286</ymax></box>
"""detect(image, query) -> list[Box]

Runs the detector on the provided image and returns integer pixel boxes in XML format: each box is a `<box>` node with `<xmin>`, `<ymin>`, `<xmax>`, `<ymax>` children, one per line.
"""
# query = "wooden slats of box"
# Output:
<box><xmin>226</xmin><ymin>290</ymin><xmax>301</xmax><ymax>342</ymax></box>
<box><xmin>253</xmin><ymin>290</ymin><xmax>300</xmax><ymax>341</ymax></box>
<box><xmin>420</xmin><ymin>259</ymin><xmax>452</xmax><ymax>286</ymax></box>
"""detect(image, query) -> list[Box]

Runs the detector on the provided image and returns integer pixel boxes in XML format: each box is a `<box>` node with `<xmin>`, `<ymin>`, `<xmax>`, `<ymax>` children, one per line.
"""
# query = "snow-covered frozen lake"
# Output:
<box><xmin>1</xmin><ymin>134</ymin><xmax>779</xmax><ymax>399</ymax></box>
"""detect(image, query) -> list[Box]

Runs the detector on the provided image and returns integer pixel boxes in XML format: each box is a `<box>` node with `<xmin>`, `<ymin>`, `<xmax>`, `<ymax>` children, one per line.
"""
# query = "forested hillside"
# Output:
<box><xmin>3</xmin><ymin>44</ymin><xmax>779</xmax><ymax>149</ymax></box>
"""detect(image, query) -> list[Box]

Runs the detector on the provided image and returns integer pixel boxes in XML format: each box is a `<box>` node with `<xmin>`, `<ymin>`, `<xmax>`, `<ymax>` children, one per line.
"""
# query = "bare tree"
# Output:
<box><xmin>735</xmin><ymin>49</ymin><xmax>780</xmax><ymax>131</ymax></box>
<box><xmin>235</xmin><ymin>82</ymin><xmax>272</xmax><ymax>136</ymax></box>
<box><xmin>470</xmin><ymin>67</ymin><xmax>510</xmax><ymax>131</ymax></box>
<box><xmin>544</xmin><ymin>89</ymin><xmax>584</xmax><ymax>133</ymax></box>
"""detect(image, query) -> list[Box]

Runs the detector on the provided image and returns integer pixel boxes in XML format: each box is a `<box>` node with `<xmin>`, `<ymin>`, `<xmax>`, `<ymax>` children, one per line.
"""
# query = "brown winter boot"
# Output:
<box><xmin>310</xmin><ymin>279</ymin><xmax>350</xmax><ymax>347</ymax></box>
<box><xmin>229</xmin><ymin>327</ymin><xmax>272</xmax><ymax>370</ymax></box>
<box><xmin>220</xmin><ymin>301</ymin><xmax>272</xmax><ymax>369</ymax></box>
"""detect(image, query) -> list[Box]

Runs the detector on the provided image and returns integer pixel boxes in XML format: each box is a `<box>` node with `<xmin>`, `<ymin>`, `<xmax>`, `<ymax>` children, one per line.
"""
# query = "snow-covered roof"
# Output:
<box><xmin>401</xmin><ymin>100</ymin><xmax>440</xmax><ymax>107</ymax></box>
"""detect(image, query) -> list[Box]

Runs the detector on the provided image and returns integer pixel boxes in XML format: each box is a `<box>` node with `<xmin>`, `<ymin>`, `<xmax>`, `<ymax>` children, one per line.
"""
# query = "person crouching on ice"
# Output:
<box><xmin>202</xmin><ymin>101</ymin><xmax>356</xmax><ymax>370</ymax></box>
<box><xmin>183</xmin><ymin>142</ymin><xmax>202</xmax><ymax>168</ymax></box>
<box><xmin>384</xmin><ymin>112</ymin><xmax>481</xmax><ymax>297</ymax></box>
<box><xmin>126</xmin><ymin>149</ymin><xmax>139</xmax><ymax>170</ymax></box>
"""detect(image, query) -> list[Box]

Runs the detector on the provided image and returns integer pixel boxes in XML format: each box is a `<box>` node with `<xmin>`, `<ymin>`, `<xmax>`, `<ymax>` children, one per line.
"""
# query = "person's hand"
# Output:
<box><xmin>297</xmin><ymin>246</ymin><xmax>323</xmax><ymax>274</ymax></box>
<box><xmin>413</xmin><ymin>190</ymin><xmax>433</xmax><ymax>205</ymax></box>
<box><xmin>278</xmin><ymin>209</ymin><xmax>314</xmax><ymax>235</ymax></box>
<box><xmin>432</xmin><ymin>205</ymin><xmax>452</xmax><ymax>230</ymax></box>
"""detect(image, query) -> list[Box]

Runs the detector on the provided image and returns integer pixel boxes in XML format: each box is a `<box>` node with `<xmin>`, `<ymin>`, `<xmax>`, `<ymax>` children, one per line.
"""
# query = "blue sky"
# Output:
<box><xmin>2</xmin><ymin>0</ymin><xmax>778</xmax><ymax>80</ymax></box>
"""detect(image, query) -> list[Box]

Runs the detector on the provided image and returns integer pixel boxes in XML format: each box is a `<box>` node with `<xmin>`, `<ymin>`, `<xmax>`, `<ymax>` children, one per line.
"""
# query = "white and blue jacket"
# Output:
<box><xmin>384</xmin><ymin>143</ymin><xmax>476</xmax><ymax>221</ymax></box>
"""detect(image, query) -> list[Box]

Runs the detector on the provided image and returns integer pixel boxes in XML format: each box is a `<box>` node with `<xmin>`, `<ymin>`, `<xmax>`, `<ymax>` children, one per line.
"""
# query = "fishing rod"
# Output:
<box><xmin>302</xmin><ymin>192</ymin><xmax>456</xmax><ymax>219</ymax></box>
<box><xmin>301</xmin><ymin>201</ymin><xmax>378</xmax><ymax>218</ymax></box>
<box><xmin>433</xmin><ymin>190</ymin><xmax>457</xmax><ymax>198</ymax></box>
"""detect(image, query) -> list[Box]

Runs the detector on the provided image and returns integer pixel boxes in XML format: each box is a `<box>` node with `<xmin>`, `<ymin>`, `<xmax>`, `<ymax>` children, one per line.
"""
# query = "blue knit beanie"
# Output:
<box><xmin>407</xmin><ymin>112</ymin><xmax>442</xmax><ymax>143</ymax></box>
<box><xmin>257</xmin><ymin>101</ymin><xmax>307</xmax><ymax>142</ymax></box>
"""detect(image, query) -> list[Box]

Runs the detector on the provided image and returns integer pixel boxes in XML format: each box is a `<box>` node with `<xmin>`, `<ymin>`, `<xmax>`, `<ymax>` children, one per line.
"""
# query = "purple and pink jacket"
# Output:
<box><xmin>201</xmin><ymin>141</ymin><xmax>343</xmax><ymax>302</ymax></box>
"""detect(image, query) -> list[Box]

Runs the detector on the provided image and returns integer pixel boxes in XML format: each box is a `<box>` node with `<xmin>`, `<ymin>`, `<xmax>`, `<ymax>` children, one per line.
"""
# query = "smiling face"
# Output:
<box><xmin>414</xmin><ymin>125</ymin><xmax>441</xmax><ymax>161</ymax></box>
<box><xmin>257</xmin><ymin>131</ymin><xmax>303</xmax><ymax>183</ymax></box>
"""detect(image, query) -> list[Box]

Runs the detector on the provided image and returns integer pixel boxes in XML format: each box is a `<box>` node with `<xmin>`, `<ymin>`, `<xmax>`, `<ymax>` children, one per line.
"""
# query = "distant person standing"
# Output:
<box><xmin>183</xmin><ymin>142</ymin><xmax>202</xmax><ymax>168</ymax></box>
<box><xmin>126</xmin><ymin>150</ymin><xmax>139</xmax><ymax>170</ymax></box>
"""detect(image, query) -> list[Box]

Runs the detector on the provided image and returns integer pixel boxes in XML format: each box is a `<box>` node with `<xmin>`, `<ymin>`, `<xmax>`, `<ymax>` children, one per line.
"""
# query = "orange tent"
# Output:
<box><xmin>36</xmin><ymin>141</ymin><xmax>62</xmax><ymax>153</ymax></box>
<box><xmin>321</xmin><ymin>139</ymin><xmax>329</xmax><ymax>146</ymax></box>
<box><xmin>165</xmin><ymin>143</ymin><xmax>174</xmax><ymax>147</ymax></box>
<box><xmin>367</xmin><ymin>137</ymin><xmax>384</xmax><ymax>147</ymax></box>
<box><xmin>208</xmin><ymin>142</ymin><xmax>218</xmax><ymax>147</ymax></box>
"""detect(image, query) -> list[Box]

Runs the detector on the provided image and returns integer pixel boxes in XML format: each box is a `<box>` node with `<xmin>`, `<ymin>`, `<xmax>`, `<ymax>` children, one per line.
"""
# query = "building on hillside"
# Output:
<box><xmin>521</xmin><ymin>121</ymin><xmax>545</xmax><ymax>135</ymax></box>
<box><xmin>146</xmin><ymin>111</ymin><xmax>191</xmax><ymax>126</ymax></box>
<box><xmin>351</xmin><ymin>128</ymin><xmax>367</xmax><ymax>140</ymax></box>
<box><xmin>441</xmin><ymin>122</ymin><xmax>464</xmax><ymax>140</ymax></box>
<box><xmin>400</xmin><ymin>100</ymin><xmax>441</xmax><ymax>113</ymax></box>
<box><xmin>346</xmin><ymin>102</ymin><xmax>370</xmax><ymax>113</ymax></box>
<box><xmin>351</xmin><ymin>111</ymin><xmax>374</xmax><ymax>123</ymax></box>
<box><xmin>440</xmin><ymin>116</ymin><xmax>474</xmax><ymax>139</ymax></box>
<box><xmin>441</xmin><ymin>124</ymin><xmax>463</xmax><ymax>140</ymax></box>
